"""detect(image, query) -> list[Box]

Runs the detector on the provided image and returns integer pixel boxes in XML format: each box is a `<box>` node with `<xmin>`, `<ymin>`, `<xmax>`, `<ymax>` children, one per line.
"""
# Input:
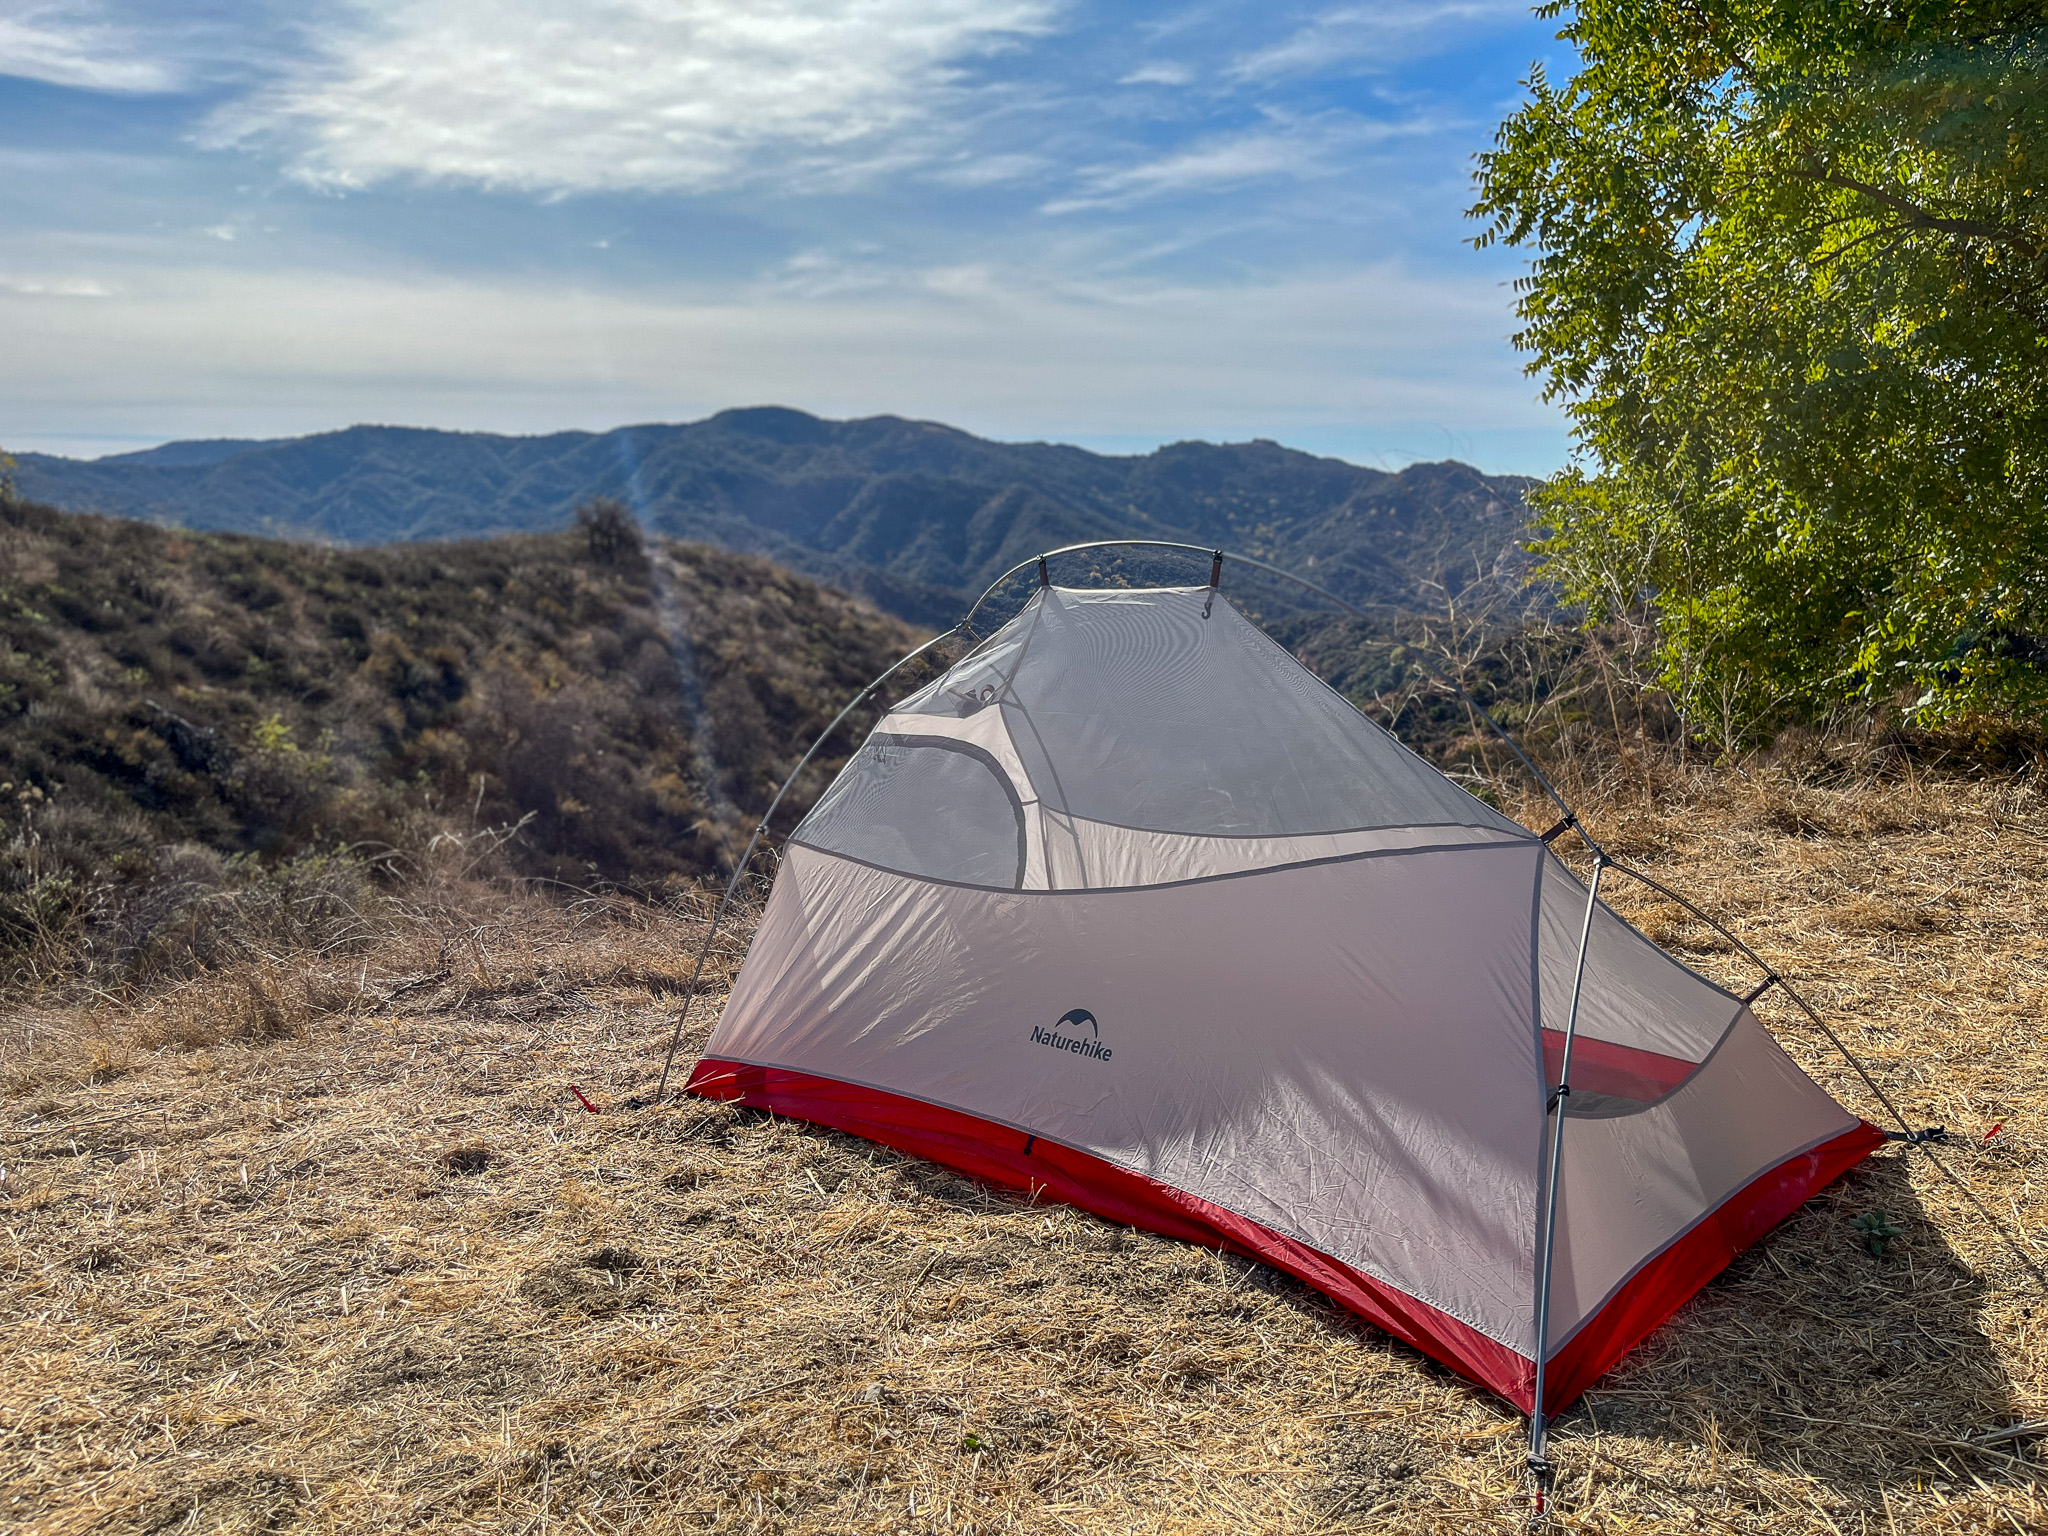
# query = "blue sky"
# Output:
<box><xmin>0</xmin><ymin>1</ymin><xmax>1575</xmax><ymax>471</ymax></box>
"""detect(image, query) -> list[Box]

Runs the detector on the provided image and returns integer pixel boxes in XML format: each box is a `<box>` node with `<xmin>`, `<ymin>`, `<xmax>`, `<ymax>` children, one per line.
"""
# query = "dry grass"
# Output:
<box><xmin>6</xmin><ymin>770</ymin><xmax>2048</xmax><ymax>1534</ymax></box>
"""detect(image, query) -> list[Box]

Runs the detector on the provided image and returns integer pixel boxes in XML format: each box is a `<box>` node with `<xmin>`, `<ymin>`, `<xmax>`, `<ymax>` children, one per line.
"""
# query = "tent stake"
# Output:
<box><xmin>1528</xmin><ymin>854</ymin><xmax>1607</xmax><ymax>1505</ymax></box>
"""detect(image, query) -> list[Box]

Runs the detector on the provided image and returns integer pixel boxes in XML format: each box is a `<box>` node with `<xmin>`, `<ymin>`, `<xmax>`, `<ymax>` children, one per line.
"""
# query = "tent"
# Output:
<box><xmin>684</xmin><ymin>574</ymin><xmax>1883</xmax><ymax>1426</ymax></box>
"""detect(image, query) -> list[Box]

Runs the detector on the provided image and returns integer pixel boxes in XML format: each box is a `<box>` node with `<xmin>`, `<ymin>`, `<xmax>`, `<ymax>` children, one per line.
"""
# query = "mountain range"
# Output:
<box><xmin>14</xmin><ymin>409</ymin><xmax>1539</xmax><ymax>628</ymax></box>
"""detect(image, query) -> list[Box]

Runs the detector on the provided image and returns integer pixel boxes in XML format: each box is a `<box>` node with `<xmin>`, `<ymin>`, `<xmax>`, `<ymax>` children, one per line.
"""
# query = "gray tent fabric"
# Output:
<box><xmin>800</xmin><ymin>586</ymin><xmax>1530</xmax><ymax>891</ymax></box>
<box><xmin>691</xmin><ymin>584</ymin><xmax>1876</xmax><ymax>1408</ymax></box>
<box><xmin>890</xmin><ymin>585</ymin><xmax>1527</xmax><ymax>843</ymax></box>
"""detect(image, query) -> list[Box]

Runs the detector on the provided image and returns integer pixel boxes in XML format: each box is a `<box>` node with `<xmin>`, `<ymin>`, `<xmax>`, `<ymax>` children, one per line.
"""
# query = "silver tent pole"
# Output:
<box><xmin>651</xmin><ymin>623</ymin><xmax>967</xmax><ymax>1099</ymax></box>
<box><xmin>962</xmin><ymin>539</ymin><xmax>1579</xmax><ymax>826</ymax></box>
<box><xmin>1527</xmin><ymin>852</ymin><xmax>1606</xmax><ymax>1505</ymax></box>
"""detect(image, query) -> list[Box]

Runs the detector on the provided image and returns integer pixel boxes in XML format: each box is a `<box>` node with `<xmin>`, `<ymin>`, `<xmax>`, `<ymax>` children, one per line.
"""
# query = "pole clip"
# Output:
<box><xmin>1742</xmin><ymin>972</ymin><xmax>1781</xmax><ymax>1006</ymax></box>
<box><xmin>1539</xmin><ymin>813</ymin><xmax>1579</xmax><ymax>843</ymax></box>
<box><xmin>1209</xmin><ymin>550</ymin><xmax>1224</xmax><ymax>588</ymax></box>
<box><xmin>1037</xmin><ymin>556</ymin><xmax>1050</xmax><ymax>588</ymax></box>
<box><xmin>1546</xmin><ymin>1083</ymin><xmax>1571</xmax><ymax>1113</ymax></box>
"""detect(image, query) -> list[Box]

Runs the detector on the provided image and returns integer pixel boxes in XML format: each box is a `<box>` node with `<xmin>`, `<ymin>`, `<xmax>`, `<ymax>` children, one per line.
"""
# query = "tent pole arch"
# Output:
<box><xmin>1596</xmin><ymin>859</ymin><xmax>1912</xmax><ymax>1132</ymax></box>
<box><xmin>652</xmin><ymin>623</ymin><xmax>969</xmax><ymax>1098</ymax></box>
<box><xmin>961</xmin><ymin>539</ymin><xmax>1580</xmax><ymax>830</ymax></box>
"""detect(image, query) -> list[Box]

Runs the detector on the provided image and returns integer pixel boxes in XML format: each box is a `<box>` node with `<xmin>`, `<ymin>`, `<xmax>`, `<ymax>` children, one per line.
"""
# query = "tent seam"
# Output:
<box><xmin>781</xmin><ymin>834</ymin><xmax>1541</xmax><ymax>898</ymax></box>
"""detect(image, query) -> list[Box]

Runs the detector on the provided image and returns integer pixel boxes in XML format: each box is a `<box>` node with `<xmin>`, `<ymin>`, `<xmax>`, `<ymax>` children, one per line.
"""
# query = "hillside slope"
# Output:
<box><xmin>15</xmin><ymin>410</ymin><xmax>1537</xmax><ymax>627</ymax></box>
<box><xmin>0</xmin><ymin>496</ymin><xmax>921</xmax><ymax>914</ymax></box>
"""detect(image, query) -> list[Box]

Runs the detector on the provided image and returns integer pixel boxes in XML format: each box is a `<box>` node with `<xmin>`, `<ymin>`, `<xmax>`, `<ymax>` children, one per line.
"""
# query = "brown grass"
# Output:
<box><xmin>5</xmin><ymin>769</ymin><xmax>2048</xmax><ymax>1534</ymax></box>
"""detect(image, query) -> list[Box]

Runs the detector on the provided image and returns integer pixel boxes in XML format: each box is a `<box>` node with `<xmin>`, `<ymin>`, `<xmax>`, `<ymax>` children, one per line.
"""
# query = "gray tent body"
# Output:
<box><xmin>688</xmin><ymin>584</ymin><xmax>1880</xmax><ymax>1408</ymax></box>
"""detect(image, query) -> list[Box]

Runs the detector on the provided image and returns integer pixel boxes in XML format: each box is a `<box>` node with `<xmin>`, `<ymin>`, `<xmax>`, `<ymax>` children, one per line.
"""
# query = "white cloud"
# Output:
<box><xmin>0</xmin><ymin>2</ymin><xmax>185</xmax><ymax>91</ymax></box>
<box><xmin>1118</xmin><ymin>61</ymin><xmax>1192</xmax><ymax>86</ymax></box>
<box><xmin>0</xmin><ymin>271</ymin><xmax>111</xmax><ymax>296</ymax></box>
<box><xmin>210</xmin><ymin>0</ymin><xmax>1059</xmax><ymax>194</ymax></box>
<box><xmin>0</xmin><ymin>2</ymin><xmax>1572</xmax><ymax>473</ymax></box>
<box><xmin>1231</xmin><ymin>1</ymin><xmax>1528</xmax><ymax>82</ymax></box>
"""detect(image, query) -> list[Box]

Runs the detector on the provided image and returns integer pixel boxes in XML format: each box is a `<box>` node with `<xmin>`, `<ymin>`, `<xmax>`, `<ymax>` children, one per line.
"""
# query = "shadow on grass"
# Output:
<box><xmin>752</xmin><ymin>1113</ymin><xmax>2031</xmax><ymax>1523</ymax></box>
<box><xmin>1555</xmin><ymin>1150</ymin><xmax>2028</xmax><ymax>1511</ymax></box>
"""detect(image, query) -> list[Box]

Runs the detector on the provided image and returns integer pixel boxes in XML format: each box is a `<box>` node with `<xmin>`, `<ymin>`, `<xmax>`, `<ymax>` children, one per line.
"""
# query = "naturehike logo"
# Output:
<box><xmin>1031</xmin><ymin>1008</ymin><xmax>1111</xmax><ymax>1061</ymax></box>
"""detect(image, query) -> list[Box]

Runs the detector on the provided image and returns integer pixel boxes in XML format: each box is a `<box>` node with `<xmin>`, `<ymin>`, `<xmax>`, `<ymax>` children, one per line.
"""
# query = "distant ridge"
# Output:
<box><xmin>94</xmin><ymin>437</ymin><xmax>286</xmax><ymax>469</ymax></box>
<box><xmin>15</xmin><ymin>408</ymin><xmax>1538</xmax><ymax>627</ymax></box>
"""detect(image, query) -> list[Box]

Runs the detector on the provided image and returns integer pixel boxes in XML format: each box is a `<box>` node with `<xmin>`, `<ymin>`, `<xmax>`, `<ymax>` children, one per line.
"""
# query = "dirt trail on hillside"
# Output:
<box><xmin>4</xmin><ymin>777</ymin><xmax>2048</xmax><ymax>1534</ymax></box>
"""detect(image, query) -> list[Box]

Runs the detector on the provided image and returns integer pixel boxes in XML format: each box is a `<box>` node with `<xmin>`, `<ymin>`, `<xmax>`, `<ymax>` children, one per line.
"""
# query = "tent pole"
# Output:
<box><xmin>1595</xmin><ymin>858</ymin><xmax>1912</xmax><ymax>1133</ymax></box>
<box><xmin>650</xmin><ymin>624</ymin><xmax>966</xmax><ymax>1100</ymax></box>
<box><xmin>1527</xmin><ymin>854</ymin><xmax>1606</xmax><ymax>1508</ymax></box>
<box><xmin>961</xmin><ymin>539</ymin><xmax>1578</xmax><ymax>826</ymax></box>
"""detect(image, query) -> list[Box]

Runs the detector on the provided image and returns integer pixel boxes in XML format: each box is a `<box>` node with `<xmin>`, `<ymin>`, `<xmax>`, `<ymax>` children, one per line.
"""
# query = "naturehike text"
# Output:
<box><xmin>1030</xmin><ymin>1024</ymin><xmax>1111</xmax><ymax>1061</ymax></box>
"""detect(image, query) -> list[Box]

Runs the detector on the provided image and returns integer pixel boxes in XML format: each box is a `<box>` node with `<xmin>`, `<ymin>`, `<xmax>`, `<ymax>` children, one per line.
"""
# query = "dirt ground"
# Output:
<box><xmin>5</xmin><ymin>771</ymin><xmax>2048</xmax><ymax>1534</ymax></box>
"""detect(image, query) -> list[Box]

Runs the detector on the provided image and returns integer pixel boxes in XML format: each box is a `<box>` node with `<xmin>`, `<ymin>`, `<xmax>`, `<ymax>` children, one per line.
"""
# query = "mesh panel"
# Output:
<box><xmin>797</xmin><ymin>735</ymin><xmax>1025</xmax><ymax>888</ymax></box>
<box><xmin>906</xmin><ymin>587</ymin><xmax>1525</xmax><ymax>839</ymax></box>
<box><xmin>1536</xmin><ymin>854</ymin><xmax>1743</xmax><ymax>1118</ymax></box>
<box><xmin>898</xmin><ymin>625</ymin><xmax>1031</xmax><ymax>719</ymax></box>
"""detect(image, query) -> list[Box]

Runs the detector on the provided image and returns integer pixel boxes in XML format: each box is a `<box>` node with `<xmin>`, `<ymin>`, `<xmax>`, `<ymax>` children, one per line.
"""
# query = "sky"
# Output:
<box><xmin>0</xmin><ymin>1</ymin><xmax>1576</xmax><ymax>472</ymax></box>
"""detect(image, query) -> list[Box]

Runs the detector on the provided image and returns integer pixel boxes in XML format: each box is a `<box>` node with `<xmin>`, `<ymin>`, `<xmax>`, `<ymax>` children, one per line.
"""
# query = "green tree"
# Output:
<box><xmin>1473</xmin><ymin>1</ymin><xmax>2048</xmax><ymax>739</ymax></box>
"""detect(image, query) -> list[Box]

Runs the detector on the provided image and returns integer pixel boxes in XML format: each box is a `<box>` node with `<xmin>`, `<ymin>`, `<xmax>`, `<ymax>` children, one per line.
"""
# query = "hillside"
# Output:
<box><xmin>13</xmin><ymin>410</ymin><xmax>1538</xmax><ymax>628</ymax></box>
<box><xmin>0</xmin><ymin>495</ymin><xmax>922</xmax><ymax>986</ymax></box>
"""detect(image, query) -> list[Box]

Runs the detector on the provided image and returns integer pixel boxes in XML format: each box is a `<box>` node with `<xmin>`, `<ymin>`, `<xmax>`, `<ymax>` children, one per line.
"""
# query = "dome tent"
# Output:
<box><xmin>679</xmin><ymin>556</ymin><xmax>1884</xmax><ymax>1439</ymax></box>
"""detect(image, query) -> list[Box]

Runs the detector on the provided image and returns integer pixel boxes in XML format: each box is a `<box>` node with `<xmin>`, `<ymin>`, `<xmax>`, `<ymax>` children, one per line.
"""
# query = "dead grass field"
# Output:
<box><xmin>6</xmin><ymin>769</ymin><xmax>2048</xmax><ymax>1535</ymax></box>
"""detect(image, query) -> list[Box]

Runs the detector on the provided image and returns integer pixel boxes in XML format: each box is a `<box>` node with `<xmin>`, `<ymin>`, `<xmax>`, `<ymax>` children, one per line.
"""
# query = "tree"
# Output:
<box><xmin>573</xmin><ymin>496</ymin><xmax>644</xmax><ymax>568</ymax></box>
<box><xmin>1472</xmin><ymin>1</ymin><xmax>2048</xmax><ymax>736</ymax></box>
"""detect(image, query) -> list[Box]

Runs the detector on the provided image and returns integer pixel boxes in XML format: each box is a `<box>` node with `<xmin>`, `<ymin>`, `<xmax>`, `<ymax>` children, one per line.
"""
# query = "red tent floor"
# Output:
<box><xmin>686</xmin><ymin>1058</ymin><xmax>1884</xmax><ymax>1412</ymax></box>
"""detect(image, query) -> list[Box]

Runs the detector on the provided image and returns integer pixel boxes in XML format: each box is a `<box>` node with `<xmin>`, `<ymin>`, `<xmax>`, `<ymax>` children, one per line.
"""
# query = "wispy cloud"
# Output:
<box><xmin>0</xmin><ymin>270</ymin><xmax>111</xmax><ymax>296</ymax></box>
<box><xmin>1118</xmin><ymin>61</ymin><xmax>1193</xmax><ymax>86</ymax></box>
<box><xmin>1044</xmin><ymin>113</ymin><xmax>1434</xmax><ymax>214</ymax></box>
<box><xmin>0</xmin><ymin>1</ymin><xmax>1572</xmax><ymax>473</ymax></box>
<box><xmin>1231</xmin><ymin>1</ymin><xmax>1529</xmax><ymax>83</ymax></box>
<box><xmin>210</xmin><ymin>0</ymin><xmax>1060</xmax><ymax>195</ymax></box>
<box><xmin>0</xmin><ymin>2</ymin><xmax>185</xmax><ymax>92</ymax></box>
<box><xmin>926</xmin><ymin>150</ymin><xmax>1051</xmax><ymax>188</ymax></box>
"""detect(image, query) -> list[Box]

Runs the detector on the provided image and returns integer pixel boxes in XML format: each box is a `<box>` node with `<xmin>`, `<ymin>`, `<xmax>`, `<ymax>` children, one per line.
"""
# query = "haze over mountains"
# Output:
<box><xmin>16</xmin><ymin>409</ymin><xmax>1538</xmax><ymax>628</ymax></box>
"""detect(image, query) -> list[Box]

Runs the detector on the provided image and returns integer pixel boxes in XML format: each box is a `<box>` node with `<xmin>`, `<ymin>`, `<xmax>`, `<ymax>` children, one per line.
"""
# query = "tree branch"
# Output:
<box><xmin>1791</xmin><ymin>162</ymin><xmax>2040</xmax><ymax>260</ymax></box>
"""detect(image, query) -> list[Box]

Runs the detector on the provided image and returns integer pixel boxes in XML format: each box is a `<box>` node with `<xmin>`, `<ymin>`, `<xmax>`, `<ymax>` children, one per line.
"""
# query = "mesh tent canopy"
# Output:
<box><xmin>688</xmin><ymin>582</ymin><xmax>1881</xmax><ymax>1413</ymax></box>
